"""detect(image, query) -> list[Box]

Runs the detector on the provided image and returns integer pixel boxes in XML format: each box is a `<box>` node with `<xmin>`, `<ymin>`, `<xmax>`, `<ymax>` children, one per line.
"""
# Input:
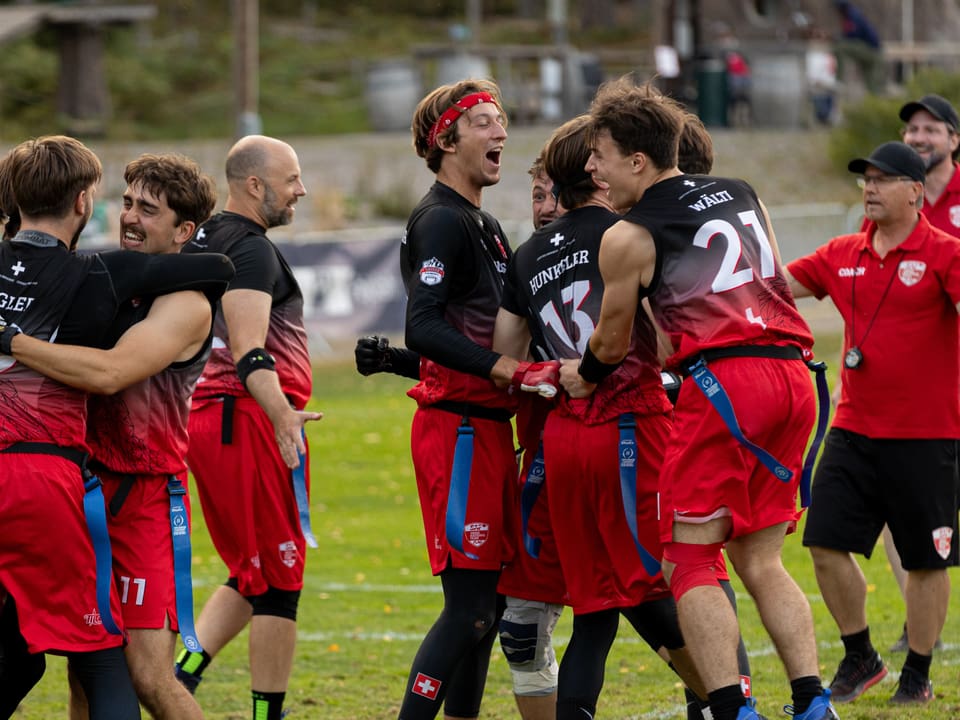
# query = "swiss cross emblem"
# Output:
<box><xmin>741</xmin><ymin>675</ymin><xmax>752</xmax><ymax>697</ymax></box>
<box><xmin>932</xmin><ymin>526</ymin><xmax>953</xmax><ymax>560</ymax></box>
<box><xmin>412</xmin><ymin>672</ymin><xmax>441</xmax><ymax>700</ymax></box>
<box><xmin>278</xmin><ymin>541</ymin><xmax>298</xmax><ymax>568</ymax></box>
<box><xmin>897</xmin><ymin>260</ymin><xmax>926</xmax><ymax>286</ymax></box>
<box><xmin>464</xmin><ymin>522</ymin><xmax>489</xmax><ymax>548</ymax></box>
<box><xmin>950</xmin><ymin>205</ymin><xmax>960</xmax><ymax>227</ymax></box>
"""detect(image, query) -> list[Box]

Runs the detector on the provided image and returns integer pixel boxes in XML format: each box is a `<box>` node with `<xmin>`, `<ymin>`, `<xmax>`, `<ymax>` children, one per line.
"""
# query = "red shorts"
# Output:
<box><xmin>410</xmin><ymin>407</ymin><xmax>516</xmax><ymax>574</ymax></box>
<box><xmin>0</xmin><ymin>454</ymin><xmax>125</xmax><ymax>654</ymax></box>
<box><xmin>543</xmin><ymin>410</ymin><xmax>672</xmax><ymax>615</ymax></box>
<box><xmin>102</xmin><ymin>470</ymin><xmax>191</xmax><ymax>631</ymax></box>
<box><xmin>499</xmin><ymin>397</ymin><xmax>566</xmax><ymax>604</ymax></box>
<box><xmin>659</xmin><ymin>357</ymin><xmax>816</xmax><ymax>544</ymax></box>
<box><xmin>187</xmin><ymin>397</ymin><xmax>308</xmax><ymax>596</ymax></box>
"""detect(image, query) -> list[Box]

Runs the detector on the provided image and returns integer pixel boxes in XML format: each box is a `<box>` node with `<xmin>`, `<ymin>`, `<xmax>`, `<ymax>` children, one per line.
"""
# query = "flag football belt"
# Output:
<box><xmin>618</xmin><ymin>414</ymin><xmax>664</xmax><ymax>577</ymax></box>
<box><xmin>520</xmin><ymin>441</ymin><xmax>546</xmax><ymax>559</ymax></box>
<box><xmin>1</xmin><ymin>442</ymin><xmax>122</xmax><ymax>635</ymax></box>
<box><xmin>684</xmin><ymin>345</ymin><xmax>829</xmax><ymax>508</ymax></box>
<box><xmin>215</xmin><ymin>395</ymin><xmax>317</xmax><ymax>549</ymax></box>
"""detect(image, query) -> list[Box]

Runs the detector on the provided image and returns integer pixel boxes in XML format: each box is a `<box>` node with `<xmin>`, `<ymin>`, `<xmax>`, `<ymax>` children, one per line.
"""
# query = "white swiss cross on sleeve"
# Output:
<box><xmin>11</xmin><ymin>261</ymin><xmax>25</xmax><ymax>277</ymax></box>
<box><xmin>549</xmin><ymin>232</ymin><xmax>564</xmax><ymax>247</ymax></box>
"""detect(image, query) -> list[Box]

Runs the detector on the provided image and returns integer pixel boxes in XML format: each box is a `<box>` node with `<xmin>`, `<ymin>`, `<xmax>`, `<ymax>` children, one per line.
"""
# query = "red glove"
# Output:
<box><xmin>510</xmin><ymin>360</ymin><xmax>561</xmax><ymax>398</ymax></box>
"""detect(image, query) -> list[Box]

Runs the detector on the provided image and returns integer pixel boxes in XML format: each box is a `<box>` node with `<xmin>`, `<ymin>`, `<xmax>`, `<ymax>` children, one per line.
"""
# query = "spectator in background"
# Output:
<box><xmin>714</xmin><ymin>22</ymin><xmax>752</xmax><ymax>128</ymax></box>
<box><xmin>806</xmin><ymin>27</ymin><xmax>838</xmax><ymax>126</ymax></box>
<box><xmin>833</xmin><ymin>0</ymin><xmax>884</xmax><ymax>94</ymax></box>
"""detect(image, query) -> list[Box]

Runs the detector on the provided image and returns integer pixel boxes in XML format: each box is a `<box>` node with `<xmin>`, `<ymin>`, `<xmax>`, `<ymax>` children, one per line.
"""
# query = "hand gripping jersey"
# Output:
<box><xmin>621</xmin><ymin>175</ymin><xmax>814</xmax><ymax>367</ymax></box>
<box><xmin>501</xmin><ymin>205</ymin><xmax>671</xmax><ymax>423</ymax></box>
<box><xmin>186</xmin><ymin>212</ymin><xmax>312</xmax><ymax>409</ymax></box>
<box><xmin>401</xmin><ymin>182</ymin><xmax>514</xmax><ymax>409</ymax></box>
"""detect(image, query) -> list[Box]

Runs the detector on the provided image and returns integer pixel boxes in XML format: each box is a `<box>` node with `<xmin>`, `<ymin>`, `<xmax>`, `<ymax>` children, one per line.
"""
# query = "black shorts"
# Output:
<box><xmin>802</xmin><ymin>428</ymin><xmax>959</xmax><ymax>570</ymax></box>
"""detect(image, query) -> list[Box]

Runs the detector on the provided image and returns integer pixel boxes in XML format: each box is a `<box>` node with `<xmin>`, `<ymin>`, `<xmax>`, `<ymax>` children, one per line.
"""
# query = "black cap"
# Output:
<box><xmin>848</xmin><ymin>141</ymin><xmax>925</xmax><ymax>183</ymax></box>
<box><xmin>899</xmin><ymin>93</ymin><xmax>959</xmax><ymax>131</ymax></box>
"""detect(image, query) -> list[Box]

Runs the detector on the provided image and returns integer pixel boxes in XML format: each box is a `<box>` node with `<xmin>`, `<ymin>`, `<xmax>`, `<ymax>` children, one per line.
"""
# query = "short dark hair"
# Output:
<box><xmin>7</xmin><ymin>135</ymin><xmax>102</xmax><ymax>219</ymax></box>
<box><xmin>124</xmin><ymin>153</ymin><xmax>217</xmax><ymax>227</ymax></box>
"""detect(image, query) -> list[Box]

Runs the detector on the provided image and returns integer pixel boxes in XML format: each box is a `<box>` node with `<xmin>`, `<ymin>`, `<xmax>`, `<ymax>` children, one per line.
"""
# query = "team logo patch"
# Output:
<box><xmin>898</xmin><ymin>260</ymin><xmax>926</xmax><ymax>286</ymax></box>
<box><xmin>419</xmin><ymin>257</ymin><xmax>445</xmax><ymax>286</ymax></box>
<box><xmin>932</xmin><ymin>526</ymin><xmax>953</xmax><ymax>560</ymax></box>
<box><xmin>278</xmin><ymin>541</ymin><xmax>298</xmax><ymax>568</ymax></box>
<box><xmin>412</xmin><ymin>672</ymin><xmax>441</xmax><ymax>700</ymax></box>
<box><xmin>83</xmin><ymin>608</ymin><xmax>102</xmax><ymax>627</ymax></box>
<box><xmin>464</xmin><ymin>522</ymin><xmax>489</xmax><ymax>548</ymax></box>
<box><xmin>950</xmin><ymin>205</ymin><xmax>960</xmax><ymax>227</ymax></box>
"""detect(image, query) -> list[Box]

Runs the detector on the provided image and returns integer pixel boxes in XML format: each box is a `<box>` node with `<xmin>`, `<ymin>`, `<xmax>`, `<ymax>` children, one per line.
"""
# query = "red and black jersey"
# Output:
<box><xmin>0</xmin><ymin>233</ymin><xmax>98</xmax><ymax>450</ymax></box>
<box><xmin>503</xmin><ymin>205</ymin><xmax>669</xmax><ymax>423</ymax></box>
<box><xmin>401</xmin><ymin>182</ymin><xmax>513</xmax><ymax>409</ymax></box>
<box><xmin>622</xmin><ymin>175</ymin><xmax>813</xmax><ymax>368</ymax></box>
<box><xmin>186</xmin><ymin>212</ymin><xmax>312</xmax><ymax>409</ymax></box>
<box><xmin>86</xmin><ymin>296</ymin><xmax>212</xmax><ymax>475</ymax></box>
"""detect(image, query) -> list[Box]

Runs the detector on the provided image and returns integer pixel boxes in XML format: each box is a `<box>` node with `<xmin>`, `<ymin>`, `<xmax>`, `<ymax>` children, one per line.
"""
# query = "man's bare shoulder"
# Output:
<box><xmin>601</xmin><ymin>219</ymin><xmax>654</xmax><ymax>257</ymax></box>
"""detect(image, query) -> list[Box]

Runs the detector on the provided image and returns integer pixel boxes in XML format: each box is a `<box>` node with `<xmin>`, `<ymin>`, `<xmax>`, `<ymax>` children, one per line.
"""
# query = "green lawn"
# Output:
<box><xmin>13</xmin><ymin>333</ymin><xmax>960</xmax><ymax>719</ymax></box>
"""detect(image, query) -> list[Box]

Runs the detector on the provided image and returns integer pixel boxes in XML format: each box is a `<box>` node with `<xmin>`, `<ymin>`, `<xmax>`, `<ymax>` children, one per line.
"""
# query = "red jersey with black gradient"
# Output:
<box><xmin>186</xmin><ymin>212</ymin><xmax>312</xmax><ymax>410</ymax></box>
<box><xmin>788</xmin><ymin>215</ymin><xmax>960</xmax><ymax>438</ymax></box>
<box><xmin>401</xmin><ymin>182</ymin><xmax>514</xmax><ymax>409</ymax></box>
<box><xmin>501</xmin><ymin>205</ymin><xmax>672</xmax><ymax>423</ymax></box>
<box><xmin>621</xmin><ymin>175</ymin><xmax>814</xmax><ymax>368</ymax></box>
<box><xmin>87</xmin><ymin>298</ymin><xmax>211</xmax><ymax>474</ymax></box>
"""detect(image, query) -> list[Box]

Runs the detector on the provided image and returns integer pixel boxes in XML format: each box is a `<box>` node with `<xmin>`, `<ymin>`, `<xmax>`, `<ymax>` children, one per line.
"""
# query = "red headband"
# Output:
<box><xmin>427</xmin><ymin>92</ymin><xmax>497</xmax><ymax>149</ymax></box>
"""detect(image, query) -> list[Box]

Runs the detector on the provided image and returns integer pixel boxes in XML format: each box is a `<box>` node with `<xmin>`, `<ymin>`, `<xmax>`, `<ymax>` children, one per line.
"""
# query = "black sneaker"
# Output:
<box><xmin>889</xmin><ymin>666</ymin><xmax>934</xmax><ymax>704</ymax></box>
<box><xmin>829</xmin><ymin>651</ymin><xmax>888</xmax><ymax>703</ymax></box>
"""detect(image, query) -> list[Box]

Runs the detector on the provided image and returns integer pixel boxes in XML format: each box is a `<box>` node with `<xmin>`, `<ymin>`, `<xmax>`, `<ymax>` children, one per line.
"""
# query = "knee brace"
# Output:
<box><xmin>251</xmin><ymin>587</ymin><xmax>301</xmax><ymax>620</ymax></box>
<box><xmin>662</xmin><ymin>542</ymin><xmax>725</xmax><ymax>601</ymax></box>
<box><xmin>498</xmin><ymin>600</ymin><xmax>562</xmax><ymax>696</ymax></box>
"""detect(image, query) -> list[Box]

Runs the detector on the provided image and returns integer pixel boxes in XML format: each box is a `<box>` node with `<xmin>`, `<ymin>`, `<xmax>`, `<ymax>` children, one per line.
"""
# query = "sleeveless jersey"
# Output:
<box><xmin>401</xmin><ymin>182</ymin><xmax>513</xmax><ymax>409</ymax></box>
<box><xmin>502</xmin><ymin>205</ymin><xmax>670</xmax><ymax>423</ymax></box>
<box><xmin>0</xmin><ymin>233</ymin><xmax>99</xmax><ymax>450</ymax></box>
<box><xmin>86</xmin><ymin>298</ymin><xmax>212</xmax><ymax>475</ymax></box>
<box><xmin>186</xmin><ymin>212</ymin><xmax>312</xmax><ymax>409</ymax></box>
<box><xmin>622</xmin><ymin>175</ymin><xmax>814</xmax><ymax>367</ymax></box>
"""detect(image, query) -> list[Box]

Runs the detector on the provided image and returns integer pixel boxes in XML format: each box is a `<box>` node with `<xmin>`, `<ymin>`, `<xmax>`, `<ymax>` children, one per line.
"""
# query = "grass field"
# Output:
<box><xmin>13</xmin><ymin>330</ymin><xmax>960</xmax><ymax>719</ymax></box>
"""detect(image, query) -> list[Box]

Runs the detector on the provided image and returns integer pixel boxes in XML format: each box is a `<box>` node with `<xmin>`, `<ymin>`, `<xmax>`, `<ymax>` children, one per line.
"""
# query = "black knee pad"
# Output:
<box><xmin>251</xmin><ymin>586</ymin><xmax>301</xmax><ymax>620</ymax></box>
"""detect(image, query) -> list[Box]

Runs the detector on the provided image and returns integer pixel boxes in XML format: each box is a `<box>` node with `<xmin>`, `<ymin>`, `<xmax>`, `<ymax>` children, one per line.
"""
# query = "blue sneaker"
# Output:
<box><xmin>783</xmin><ymin>688</ymin><xmax>840</xmax><ymax>719</ymax></box>
<box><xmin>737</xmin><ymin>697</ymin><xmax>769</xmax><ymax>720</ymax></box>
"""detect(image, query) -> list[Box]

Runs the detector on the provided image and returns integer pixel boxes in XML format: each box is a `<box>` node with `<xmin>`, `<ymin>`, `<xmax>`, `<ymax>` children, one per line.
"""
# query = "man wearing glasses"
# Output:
<box><xmin>787</xmin><ymin>141</ymin><xmax>960</xmax><ymax>706</ymax></box>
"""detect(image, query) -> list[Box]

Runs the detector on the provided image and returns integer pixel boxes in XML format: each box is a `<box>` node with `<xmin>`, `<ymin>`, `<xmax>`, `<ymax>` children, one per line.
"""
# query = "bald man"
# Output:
<box><xmin>174</xmin><ymin>135</ymin><xmax>322</xmax><ymax>720</ymax></box>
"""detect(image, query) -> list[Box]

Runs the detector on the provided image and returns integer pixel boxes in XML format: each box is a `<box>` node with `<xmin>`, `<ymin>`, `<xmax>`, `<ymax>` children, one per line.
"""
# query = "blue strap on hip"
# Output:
<box><xmin>618</xmin><ymin>414</ymin><xmax>663</xmax><ymax>577</ymax></box>
<box><xmin>167</xmin><ymin>476</ymin><xmax>202</xmax><ymax>653</ymax></box>
<box><xmin>688</xmin><ymin>358</ymin><xmax>794</xmax><ymax>482</ymax></box>
<box><xmin>291</xmin><ymin>436</ymin><xmax>318</xmax><ymax>549</ymax></box>
<box><xmin>82</xmin><ymin>473</ymin><xmax>122</xmax><ymax>636</ymax></box>
<box><xmin>520</xmin><ymin>442</ymin><xmax>546</xmax><ymax>558</ymax></box>
<box><xmin>800</xmin><ymin>361</ymin><xmax>830</xmax><ymax>508</ymax></box>
<box><xmin>445</xmin><ymin>417</ymin><xmax>478</xmax><ymax>559</ymax></box>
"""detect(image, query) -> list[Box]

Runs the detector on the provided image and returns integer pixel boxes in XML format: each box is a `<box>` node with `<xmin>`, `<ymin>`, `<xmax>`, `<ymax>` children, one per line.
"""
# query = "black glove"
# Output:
<box><xmin>0</xmin><ymin>315</ymin><xmax>21</xmax><ymax>355</ymax></box>
<box><xmin>355</xmin><ymin>335</ymin><xmax>392</xmax><ymax>376</ymax></box>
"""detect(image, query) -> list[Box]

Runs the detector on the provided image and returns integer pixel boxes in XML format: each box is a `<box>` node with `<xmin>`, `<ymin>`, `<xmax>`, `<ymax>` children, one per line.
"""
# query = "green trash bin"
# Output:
<box><xmin>697</xmin><ymin>58</ymin><xmax>728</xmax><ymax>127</ymax></box>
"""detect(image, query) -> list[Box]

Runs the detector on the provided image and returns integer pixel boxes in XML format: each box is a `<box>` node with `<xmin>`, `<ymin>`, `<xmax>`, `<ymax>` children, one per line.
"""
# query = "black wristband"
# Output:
<box><xmin>0</xmin><ymin>324</ymin><xmax>21</xmax><ymax>355</ymax></box>
<box><xmin>236</xmin><ymin>347</ymin><xmax>276</xmax><ymax>389</ymax></box>
<box><xmin>578</xmin><ymin>344</ymin><xmax>621</xmax><ymax>385</ymax></box>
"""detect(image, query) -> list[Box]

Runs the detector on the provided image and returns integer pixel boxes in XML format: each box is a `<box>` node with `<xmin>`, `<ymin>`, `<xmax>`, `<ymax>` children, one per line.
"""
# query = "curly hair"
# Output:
<box><xmin>124</xmin><ymin>153</ymin><xmax>218</xmax><ymax>227</ymax></box>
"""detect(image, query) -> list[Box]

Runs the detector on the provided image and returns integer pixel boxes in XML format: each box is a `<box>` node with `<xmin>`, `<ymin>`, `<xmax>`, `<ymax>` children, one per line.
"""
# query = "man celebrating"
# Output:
<box><xmin>561</xmin><ymin>79</ymin><xmax>836</xmax><ymax>720</ymax></box>
<box><xmin>788</xmin><ymin>142</ymin><xmax>960</xmax><ymax>706</ymax></box>
<box><xmin>174</xmin><ymin>135</ymin><xmax>322</xmax><ymax>720</ymax></box>
<box><xmin>7</xmin><ymin>153</ymin><xmax>221</xmax><ymax>720</ymax></box>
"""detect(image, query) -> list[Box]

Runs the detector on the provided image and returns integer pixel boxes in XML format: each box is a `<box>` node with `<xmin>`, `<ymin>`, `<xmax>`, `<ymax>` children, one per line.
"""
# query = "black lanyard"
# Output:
<box><xmin>847</xmin><ymin>247</ymin><xmax>900</xmax><ymax>368</ymax></box>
